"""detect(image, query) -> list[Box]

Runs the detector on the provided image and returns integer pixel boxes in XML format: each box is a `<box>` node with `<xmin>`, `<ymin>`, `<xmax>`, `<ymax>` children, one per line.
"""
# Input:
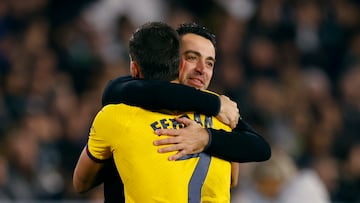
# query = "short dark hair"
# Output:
<box><xmin>129</xmin><ymin>22</ymin><xmax>180</xmax><ymax>81</ymax></box>
<box><xmin>176</xmin><ymin>22</ymin><xmax>216</xmax><ymax>47</ymax></box>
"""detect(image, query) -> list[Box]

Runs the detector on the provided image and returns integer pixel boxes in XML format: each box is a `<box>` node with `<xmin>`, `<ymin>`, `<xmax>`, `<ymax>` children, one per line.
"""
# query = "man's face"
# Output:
<box><xmin>179</xmin><ymin>33</ymin><xmax>215</xmax><ymax>90</ymax></box>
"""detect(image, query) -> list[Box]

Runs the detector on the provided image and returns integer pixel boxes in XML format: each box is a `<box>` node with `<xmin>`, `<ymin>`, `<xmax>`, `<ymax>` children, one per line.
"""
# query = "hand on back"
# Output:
<box><xmin>153</xmin><ymin>117</ymin><xmax>210</xmax><ymax>160</ymax></box>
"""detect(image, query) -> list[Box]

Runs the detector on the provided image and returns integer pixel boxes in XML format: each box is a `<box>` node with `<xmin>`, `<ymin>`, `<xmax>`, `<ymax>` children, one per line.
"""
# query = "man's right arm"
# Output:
<box><xmin>205</xmin><ymin>119</ymin><xmax>271</xmax><ymax>162</ymax></box>
<box><xmin>73</xmin><ymin>146</ymin><xmax>104</xmax><ymax>193</ymax></box>
<box><xmin>154</xmin><ymin>117</ymin><xmax>271</xmax><ymax>162</ymax></box>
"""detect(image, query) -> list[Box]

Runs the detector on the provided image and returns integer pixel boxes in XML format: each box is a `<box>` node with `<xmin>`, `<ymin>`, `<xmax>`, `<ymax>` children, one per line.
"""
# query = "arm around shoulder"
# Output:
<box><xmin>102</xmin><ymin>77</ymin><xmax>221</xmax><ymax>115</ymax></box>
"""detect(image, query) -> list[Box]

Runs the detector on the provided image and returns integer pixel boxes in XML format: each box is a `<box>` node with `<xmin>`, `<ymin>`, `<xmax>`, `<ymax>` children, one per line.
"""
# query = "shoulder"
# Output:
<box><xmin>108</xmin><ymin>75</ymin><xmax>134</xmax><ymax>85</ymax></box>
<box><xmin>103</xmin><ymin>75</ymin><xmax>133</xmax><ymax>94</ymax></box>
<box><xmin>101</xmin><ymin>103</ymin><xmax>139</xmax><ymax>113</ymax></box>
<box><xmin>202</xmin><ymin>89</ymin><xmax>219</xmax><ymax>96</ymax></box>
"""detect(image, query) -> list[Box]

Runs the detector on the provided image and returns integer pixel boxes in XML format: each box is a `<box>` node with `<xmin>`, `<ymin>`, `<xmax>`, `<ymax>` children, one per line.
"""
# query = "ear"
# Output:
<box><xmin>130</xmin><ymin>61</ymin><xmax>140</xmax><ymax>78</ymax></box>
<box><xmin>179</xmin><ymin>58</ymin><xmax>186</xmax><ymax>71</ymax></box>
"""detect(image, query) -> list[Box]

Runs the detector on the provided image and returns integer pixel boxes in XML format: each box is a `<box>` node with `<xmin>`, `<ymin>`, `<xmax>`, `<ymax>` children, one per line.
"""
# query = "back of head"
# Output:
<box><xmin>176</xmin><ymin>22</ymin><xmax>216</xmax><ymax>47</ymax></box>
<box><xmin>129</xmin><ymin>22</ymin><xmax>180</xmax><ymax>81</ymax></box>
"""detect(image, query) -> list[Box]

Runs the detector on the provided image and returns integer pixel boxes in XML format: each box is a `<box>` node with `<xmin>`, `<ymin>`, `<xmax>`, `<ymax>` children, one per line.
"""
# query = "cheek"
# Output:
<box><xmin>204</xmin><ymin>70</ymin><xmax>213</xmax><ymax>86</ymax></box>
<box><xmin>205</xmin><ymin>69</ymin><xmax>213</xmax><ymax>80</ymax></box>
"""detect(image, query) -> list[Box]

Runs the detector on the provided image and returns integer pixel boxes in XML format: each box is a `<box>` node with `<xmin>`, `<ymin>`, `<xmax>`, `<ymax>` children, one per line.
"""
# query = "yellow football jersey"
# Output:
<box><xmin>87</xmin><ymin>104</ymin><xmax>231</xmax><ymax>203</ymax></box>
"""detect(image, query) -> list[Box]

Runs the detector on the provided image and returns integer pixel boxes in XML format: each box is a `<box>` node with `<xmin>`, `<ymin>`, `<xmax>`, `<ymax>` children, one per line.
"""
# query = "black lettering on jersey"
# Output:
<box><xmin>194</xmin><ymin>113</ymin><xmax>213</xmax><ymax>128</ymax></box>
<box><xmin>150</xmin><ymin>118</ymin><xmax>186</xmax><ymax>131</ymax></box>
<box><xmin>204</xmin><ymin>116</ymin><xmax>213</xmax><ymax>128</ymax></box>
<box><xmin>194</xmin><ymin>113</ymin><xmax>202</xmax><ymax>125</ymax></box>
<box><xmin>160</xmin><ymin>119</ymin><xmax>170</xmax><ymax>129</ymax></box>
<box><xmin>170</xmin><ymin>118</ymin><xmax>184</xmax><ymax>129</ymax></box>
<box><xmin>150</xmin><ymin>121</ymin><xmax>161</xmax><ymax>131</ymax></box>
<box><xmin>150</xmin><ymin>113</ymin><xmax>213</xmax><ymax>131</ymax></box>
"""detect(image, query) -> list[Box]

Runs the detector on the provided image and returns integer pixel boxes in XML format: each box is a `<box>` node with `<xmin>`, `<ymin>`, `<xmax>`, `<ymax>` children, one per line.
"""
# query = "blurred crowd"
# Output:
<box><xmin>0</xmin><ymin>0</ymin><xmax>360</xmax><ymax>202</ymax></box>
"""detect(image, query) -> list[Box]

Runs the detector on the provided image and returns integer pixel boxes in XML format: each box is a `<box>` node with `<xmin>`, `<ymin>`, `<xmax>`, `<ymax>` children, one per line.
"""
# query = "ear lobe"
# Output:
<box><xmin>130</xmin><ymin>61</ymin><xmax>140</xmax><ymax>78</ymax></box>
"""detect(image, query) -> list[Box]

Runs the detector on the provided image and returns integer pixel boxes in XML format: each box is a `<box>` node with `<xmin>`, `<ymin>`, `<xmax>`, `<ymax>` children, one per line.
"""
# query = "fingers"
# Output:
<box><xmin>231</xmin><ymin>113</ymin><xmax>240</xmax><ymax>129</ymax></box>
<box><xmin>230</xmin><ymin>121</ymin><xmax>236</xmax><ymax>129</ymax></box>
<box><xmin>154</xmin><ymin>138</ymin><xmax>189</xmax><ymax>161</ymax></box>
<box><xmin>218</xmin><ymin>95</ymin><xmax>240</xmax><ymax>128</ymax></box>
<box><xmin>168</xmin><ymin>151</ymin><xmax>187</xmax><ymax>161</ymax></box>
<box><xmin>153</xmin><ymin>117</ymin><xmax>207</xmax><ymax>161</ymax></box>
<box><xmin>217</xmin><ymin>112</ymin><xmax>239</xmax><ymax>129</ymax></box>
<box><xmin>153</xmin><ymin>136</ymin><xmax>178</xmax><ymax>146</ymax></box>
<box><xmin>157</xmin><ymin>145</ymin><xmax>188</xmax><ymax>161</ymax></box>
<box><xmin>154</xmin><ymin>128</ymin><xmax>179</xmax><ymax>137</ymax></box>
<box><xmin>156</xmin><ymin>142</ymin><xmax>181</xmax><ymax>153</ymax></box>
<box><xmin>157</xmin><ymin>146</ymin><xmax>192</xmax><ymax>161</ymax></box>
<box><xmin>154</xmin><ymin>117</ymin><xmax>198</xmax><ymax>137</ymax></box>
<box><xmin>174</xmin><ymin>117</ymin><xmax>196</xmax><ymax>126</ymax></box>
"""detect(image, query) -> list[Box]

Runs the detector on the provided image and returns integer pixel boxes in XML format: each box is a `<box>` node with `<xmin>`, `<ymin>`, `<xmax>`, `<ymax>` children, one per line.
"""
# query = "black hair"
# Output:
<box><xmin>129</xmin><ymin>22</ymin><xmax>180</xmax><ymax>81</ymax></box>
<box><xmin>176</xmin><ymin>22</ymin><xmax>216</xmax><ymax>47</ymax></box>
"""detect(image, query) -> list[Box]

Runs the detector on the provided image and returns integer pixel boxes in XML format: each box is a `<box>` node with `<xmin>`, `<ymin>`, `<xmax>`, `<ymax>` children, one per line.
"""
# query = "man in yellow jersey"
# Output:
<box><xmin>96</xmin><ymin>22</ymin><xmax>269</xmax><ymax>203</ymax></box>
<box><xmin>73</xmin><ymin>21</ymin><xmax>234</xmax><ymax>202</ymax></box>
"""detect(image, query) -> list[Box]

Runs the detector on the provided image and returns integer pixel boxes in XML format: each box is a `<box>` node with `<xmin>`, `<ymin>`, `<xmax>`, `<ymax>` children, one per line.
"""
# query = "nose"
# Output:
<box><xmin>195</xmin><ymin>60</ymin><xmax>206</xmax><ymax>74</ymax></box>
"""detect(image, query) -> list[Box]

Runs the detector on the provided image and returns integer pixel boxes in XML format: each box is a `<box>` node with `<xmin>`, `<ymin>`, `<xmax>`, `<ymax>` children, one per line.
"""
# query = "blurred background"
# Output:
<box><xmin>0</xmin><ymin>0</ymin><xmax>360</xmax><ymax>202</ymax></box>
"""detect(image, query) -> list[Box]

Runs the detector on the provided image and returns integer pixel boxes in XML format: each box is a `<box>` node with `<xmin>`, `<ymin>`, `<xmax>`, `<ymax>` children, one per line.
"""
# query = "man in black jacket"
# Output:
<box><xmin>100</xmin><ymin>22</ymin><xmax>271</xmax><ymax>202</ymax></box>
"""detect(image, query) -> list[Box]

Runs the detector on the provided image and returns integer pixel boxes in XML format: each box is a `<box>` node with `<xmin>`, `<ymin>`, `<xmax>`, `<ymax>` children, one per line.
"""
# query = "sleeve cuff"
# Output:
<box><xmin>85</xmin><ymin>144</ymin><xmax>111</xmax><ymax>163</ymax></box>
<box><xmin>204</xmin><ymin>128</ymin><xmax>212</xmax><ymax>151</ymax></box>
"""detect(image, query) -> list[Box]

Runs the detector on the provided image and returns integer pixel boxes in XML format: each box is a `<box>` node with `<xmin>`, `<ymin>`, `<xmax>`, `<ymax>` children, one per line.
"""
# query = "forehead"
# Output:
<box><xmin>180</xmin><ymin>33</ymin><xmax>215</xmax><ymax>58</ymax></box>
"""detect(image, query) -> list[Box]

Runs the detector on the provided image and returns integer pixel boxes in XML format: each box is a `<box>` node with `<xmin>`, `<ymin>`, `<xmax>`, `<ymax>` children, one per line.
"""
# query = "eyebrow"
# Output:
<box><xmin>182</xmin><ymin>50</ymin><xmax>216</xmax><ymax>63</ymax></box>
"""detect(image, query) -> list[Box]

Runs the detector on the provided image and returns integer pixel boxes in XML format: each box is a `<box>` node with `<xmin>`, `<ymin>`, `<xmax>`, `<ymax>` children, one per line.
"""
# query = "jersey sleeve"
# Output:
<box><xmin>102</xmin><ymin>76</ymin><xmax>220</xmax><ymax>116</ymax></box>
<box><xmin>87</xmin><ymin>107</ymin><xmax>114</xmax><ymax>162</ymax></box>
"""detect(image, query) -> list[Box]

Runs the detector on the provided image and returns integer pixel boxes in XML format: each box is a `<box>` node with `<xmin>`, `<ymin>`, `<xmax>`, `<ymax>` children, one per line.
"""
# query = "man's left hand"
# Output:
<box><xmin>153</xmin><ymin>117</ymin><xmax>210</xmax><ymax>161</ymax></box>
